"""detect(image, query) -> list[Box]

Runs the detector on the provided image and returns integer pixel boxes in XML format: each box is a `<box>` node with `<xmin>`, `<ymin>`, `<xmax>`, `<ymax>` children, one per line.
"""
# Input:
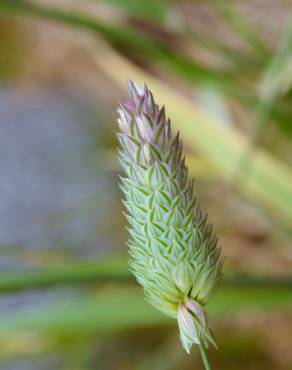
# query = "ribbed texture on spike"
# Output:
<box><xmin>117</xmin><ymin>80</ymin><xmax>223</xmax><ymax>352</ymax></box>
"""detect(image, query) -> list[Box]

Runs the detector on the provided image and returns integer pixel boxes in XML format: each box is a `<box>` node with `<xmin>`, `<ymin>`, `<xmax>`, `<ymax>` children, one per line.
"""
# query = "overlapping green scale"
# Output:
<box><xmin>117</xmin><ymin>80</ymin><xmax>223</xmax><ymax>352</ymax></box>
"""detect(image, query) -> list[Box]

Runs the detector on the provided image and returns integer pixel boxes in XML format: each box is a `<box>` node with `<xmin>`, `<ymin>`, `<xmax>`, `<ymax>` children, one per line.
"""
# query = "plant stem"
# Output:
<box><xmin>199</xmin><ymin>345</ymin><xmax>211</xmax><ymax>370</ymax></box>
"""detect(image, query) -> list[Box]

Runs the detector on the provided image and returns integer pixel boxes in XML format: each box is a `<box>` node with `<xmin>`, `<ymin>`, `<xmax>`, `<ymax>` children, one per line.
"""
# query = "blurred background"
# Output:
<box><xmin>0</xmin><ymin>0</ymin><xmax>292</xmax><ymax>369</ymax></box>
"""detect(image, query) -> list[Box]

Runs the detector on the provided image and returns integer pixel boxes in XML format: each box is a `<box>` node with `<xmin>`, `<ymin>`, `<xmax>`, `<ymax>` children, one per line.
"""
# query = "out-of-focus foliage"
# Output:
<box><xmin>0</xmin><ymin>0</ymin><xmax>292</xmax><ymax>369</ymax></box>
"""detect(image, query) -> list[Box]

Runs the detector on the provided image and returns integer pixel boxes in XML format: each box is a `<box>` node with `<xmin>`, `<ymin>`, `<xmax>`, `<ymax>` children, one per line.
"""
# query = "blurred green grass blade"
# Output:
<box><xmin>88</xmin><ymin>43</ymin><xmax>292</xmax><ymax>229</ymax></box>
<box><xmin>212</xmin><ymin>285</ymin><xmax>292</xmax><ymax>314</ymax></box>
<box><xmin>1</xmin><ymin>0</ymin><xmax>280</xmax><ymax>121</ymax></box>
<box><xmin>188</xmin><ymin>29</ymin><xmax>262</xmax><ymax>73</ymax></box>
<box><xmin>273</xmin><ymin>98</ymin><xmax>292</xmax><ymax>136</ymax></box>
<box><xmin>0</xmin><ymin>257</ymin><xmax>131</xmax><ymax>292</ymax></box>
<box><xmin>0</xmin><ymin>0</ymin><xmax>250</xmax><ymax>96</ymax></box>
<box><xmin>211</xmin><ymin>0</ymin><xmax>269</xmax><ymax>58</ymax></box>
<box><xmin>0</xmin><ymin>288</ymin><xmax>168</xmax><ymax>335</ymax></box>
<box><xmin>6</xmin><ymin>0</ymin><xmax>290</xmax><ymax>133</ymax></box>
<box><xmin>253</xmin><ymin>19</ymin><xmax>292</xmax><ymax>140</ymax></box>
<box><xmin>0</xmin><ymin>0</ymin><xmax>162</xmax><ymax>54</ymax></box>
<box><xmin>259</xmin><ymin>21</ymin><xmax>292</xmax><ymax>103</ymax></box>
<box><xmin>238</xmin><ymin>20</ymin><xmax>292</xmax><ymax>179</ymax></box>
<box><xmin>1</xmin><ymin>257</ymin><xmax>292</xmax><ymax>293</ymax></box>
<box><xmin>0</xmin><ymin>0</ymin><xmax>157</xmax><ymax>55</ymax></box>
<box><xmin>97</xmin><ymin>0</ymin><xmax>169</xmax><ymax>22</ymax></box>
<box><xmin>0</xmin><ymin>285</ymin><xmax>291</xmax><ymax>336</ymax></box>
<box><xmin>1</xmin><ymin>0</ymin><xmax>291</xmax><ymax>127</ymax></box>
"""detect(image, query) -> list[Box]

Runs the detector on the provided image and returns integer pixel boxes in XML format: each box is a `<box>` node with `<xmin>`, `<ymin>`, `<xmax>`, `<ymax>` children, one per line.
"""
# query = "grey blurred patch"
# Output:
<box><xmin>0</xmin><ymin>85</ymin><xmax>120</xmax><ymax>265</ymax></box>
<box><xmin>1</xmin><ymin>357</ymin><xmax>61</xmax><ymax>370</ymax></box>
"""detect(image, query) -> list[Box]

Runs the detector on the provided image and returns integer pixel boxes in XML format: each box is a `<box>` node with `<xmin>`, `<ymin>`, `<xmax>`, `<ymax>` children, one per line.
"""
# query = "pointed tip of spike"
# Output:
<box><xmin>127</xmin><ymin>79</ymin><xmax>144</xmax><ymax>96</ymax></box>
<box><xmin>127</xmin><ymin>79</ymin><xmax>134</xmax><ymax>89</ymax></box>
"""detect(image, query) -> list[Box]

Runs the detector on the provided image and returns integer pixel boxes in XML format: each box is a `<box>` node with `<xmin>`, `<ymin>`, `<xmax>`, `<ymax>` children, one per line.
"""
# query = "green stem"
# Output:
<box><xmin>199</xmin><ymin>345</ymin><xmax>211</xmax><ymax>370</ymax></box>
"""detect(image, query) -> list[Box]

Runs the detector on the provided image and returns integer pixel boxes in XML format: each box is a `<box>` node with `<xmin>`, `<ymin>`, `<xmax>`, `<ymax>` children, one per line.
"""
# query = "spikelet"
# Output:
<box><xmin>117</xmin><ymin>81</ymin><xmax>223</xmax><ymax>353</ymax></box>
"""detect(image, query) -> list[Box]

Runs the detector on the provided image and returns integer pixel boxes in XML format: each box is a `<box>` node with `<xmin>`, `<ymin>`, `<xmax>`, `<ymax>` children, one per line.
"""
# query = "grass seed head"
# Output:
<box><xmin>117</xmin><ymin>80</ymin><xmax>223</xmax><ymax>352</ymax></box>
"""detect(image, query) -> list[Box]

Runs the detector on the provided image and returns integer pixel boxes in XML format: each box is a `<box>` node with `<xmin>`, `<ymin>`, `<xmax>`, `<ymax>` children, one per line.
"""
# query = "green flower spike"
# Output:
<box><xmin>117</xmin><ymin>80</ymin><xmax>223</xmax><ymax>359</ymax></box>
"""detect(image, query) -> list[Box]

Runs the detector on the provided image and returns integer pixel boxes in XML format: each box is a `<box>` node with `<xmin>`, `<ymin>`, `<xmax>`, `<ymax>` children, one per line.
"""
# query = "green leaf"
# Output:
<box><xmin>251</xmin><ymin>19</ymin><xmax>292</xmax><ymax>140</ymax></box>
<box><xmin>0</xmin><ymin>284</ymin><xmax>291</xmax><ymax>337</ymax></box>
<box><xmin>0</xmin><ymin>257</ymin><xmax>131</xmax><ymax>292</ymax></box>
<box><xmin>97</xmin><ymin>0</ymin><xmax>169</xmax><ymax>22</ymax></box>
